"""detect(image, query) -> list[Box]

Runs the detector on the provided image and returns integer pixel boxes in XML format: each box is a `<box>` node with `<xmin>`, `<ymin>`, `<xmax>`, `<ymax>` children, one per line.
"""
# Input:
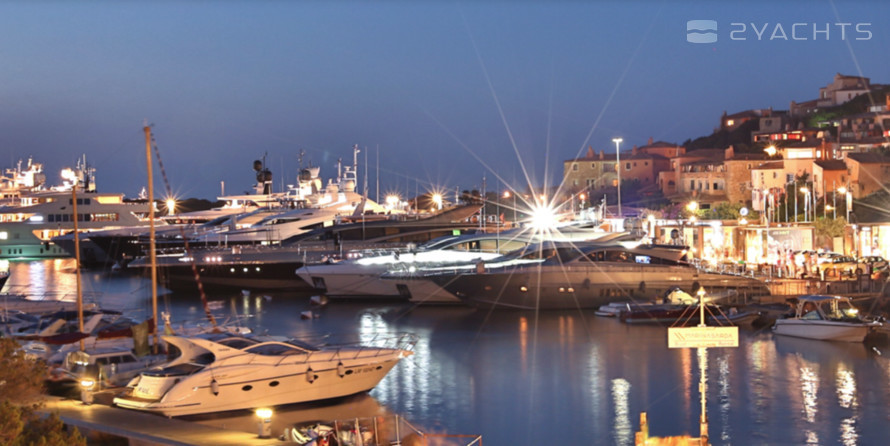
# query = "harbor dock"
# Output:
<box><xmin>39</xmin><ymin>396</ymin><xmax>293</xmax><ymax>446</ymax></box>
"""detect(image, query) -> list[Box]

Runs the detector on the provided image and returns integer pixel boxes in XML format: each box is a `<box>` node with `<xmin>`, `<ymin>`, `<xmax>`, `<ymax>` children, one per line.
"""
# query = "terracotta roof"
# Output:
<box><xmin>814</xmin><ymin>160</ymin><xmax>847</xmax><ymax>170</ymax></box>
<box><xmin>639</xmin><ymin>141</ymin><xmax>681</xmax><ymax>149</ymax></box>
<box><xmin>726</xmin><ymin>153</ymin><xmax>767</xmax><ymax>161</ymax></box>
<box><xmin>753</xmin><ymin>161</ymin><xmax>784</xmax><ymax>170</ymax></box>
<box><xmin>625</xmin><ymin>152</ymin><xmax>668</xmax><ymax>160</ymax></box>
<box><xmin>564</xmin><ymin>154</ymin><xmax>618</xmax><ymax>163</ymax></box>
<box><xmin>846</xmin><ymin>152</ymin><xmax>890</xmax><ymax>164</ymax></box>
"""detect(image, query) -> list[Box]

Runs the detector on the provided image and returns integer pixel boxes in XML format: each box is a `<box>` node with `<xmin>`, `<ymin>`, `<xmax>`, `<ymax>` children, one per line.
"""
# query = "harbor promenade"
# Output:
<box><xmin>39</xmin><ymin>396</ymin><xmax>294</xmax><ymax>446</ymax></box>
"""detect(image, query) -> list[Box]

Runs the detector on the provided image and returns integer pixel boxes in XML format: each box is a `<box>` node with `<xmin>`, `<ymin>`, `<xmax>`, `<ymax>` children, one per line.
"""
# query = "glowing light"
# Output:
<box><xmin>255</xmin><ymin>408</ymin><xmax>273</xmax><ymax>419</ymax></box>
<box><xmin>687</xmin><ymin>201</ymin><xmax>698</xmax><ymax>212</ymax></box>
<box><xmin>764</xmin><ymin>145</ymin><xmax>777</xmax><ymax>156</ymax></box>
<box><xmin>385</xmin><ymin>195</ymin><xmax>400</xmax><ymax>209</ymax></box>
<box><xmin>431</xmin><ymin>193</ymin><xmax>443</xmax><ymax>210</ymax></box>
<box><xmin>503</xmin><ymin>191</ymin><xmax>511</xmax><ymax>198</ymax></box>
<box><xmin>80</xmin><ymin>379</ymin><xmax>95</xmax><ymax>389</ymax></box>
<box><xmin>165</xmin><ymin>198</ymin><xmax>176</xmax><ymax>215</ymax></box>
<box><xmin>529</xmin><ymin>203</ymin><xmax>558</xmax><ymax>231</ymax></box>
<box><xmin>837</xmin><ymin>186</ymin><xmax>848</xmax><ymax>195</ymax></box>
<box><xmin>800</xmin><ymin>187</ymin><xmax>808</xmax><ymax>194</ymax></box>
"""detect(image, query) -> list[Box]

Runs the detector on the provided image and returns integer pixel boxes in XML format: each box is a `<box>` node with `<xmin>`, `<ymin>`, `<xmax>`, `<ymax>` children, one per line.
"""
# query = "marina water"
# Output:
<box><xmin>6</xmin><ymin>259</ymin><xmax>890</xmax><ymax>445</ymax></box>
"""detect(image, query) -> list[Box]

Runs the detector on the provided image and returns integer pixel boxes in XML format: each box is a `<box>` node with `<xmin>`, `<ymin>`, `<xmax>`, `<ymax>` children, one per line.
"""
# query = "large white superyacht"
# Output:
<box><xmin>0</xmin><ymin>157</ymin><xmax>155</xmax><ymax>260</ymax></box>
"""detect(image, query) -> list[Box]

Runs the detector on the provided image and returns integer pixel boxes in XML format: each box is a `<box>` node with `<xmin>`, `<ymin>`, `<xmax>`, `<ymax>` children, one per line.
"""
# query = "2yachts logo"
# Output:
<box><xmin>687</xmin><ymin>20</ymin><xmax>872</xmax><ymax>43</ymax></box>
<box><xmin>687</xmin><ymin>20</ymin><xmax>718</xmax><ymax>43</ymax></box>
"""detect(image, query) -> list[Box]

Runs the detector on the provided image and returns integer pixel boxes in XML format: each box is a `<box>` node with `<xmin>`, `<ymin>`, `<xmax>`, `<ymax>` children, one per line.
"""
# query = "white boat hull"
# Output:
<box><xmin>773</xmin><ymin>319</ymin><xmax>873</xmax><ymax>342</ymax></box>
<box><xmin>115</xmin><ymin>351</ymin><xmax>406</xmax><ymax>417</ymax></box>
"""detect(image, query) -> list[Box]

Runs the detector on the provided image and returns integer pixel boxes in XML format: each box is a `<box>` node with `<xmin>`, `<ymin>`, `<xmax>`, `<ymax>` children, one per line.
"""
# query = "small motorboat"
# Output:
<box><xmin>772</xmin><ymin>295</ymin><xmax>881</xmax><ymax>342</ymax></box>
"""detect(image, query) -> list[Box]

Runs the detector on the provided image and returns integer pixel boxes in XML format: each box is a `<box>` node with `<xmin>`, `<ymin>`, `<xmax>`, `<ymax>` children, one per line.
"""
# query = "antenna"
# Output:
<box><xmin>376</xmin><ymin>144</ymin><xmax>380</xmax><ymax>203</ymax></box>
<box><xmin>363</xmin><ymin>146</ymin><xmax>369</xmax><ymax>198</ymax></box>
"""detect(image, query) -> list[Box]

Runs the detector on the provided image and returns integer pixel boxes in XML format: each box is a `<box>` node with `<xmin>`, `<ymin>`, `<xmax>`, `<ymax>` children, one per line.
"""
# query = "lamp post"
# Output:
<box><xmin>503</xmin><ymin>190</ymin><xmax>514</xmax><ymax>224</ymax></box>
<box><xmin>612</xmin><ymin>137</ymin><xmax>623</xmax><ymax>217</ymax></box>
<box><xmin>833</xmin><ymin>181</ymin><xmax>837</xmax><ymax>219</ymax></box>
<box><xmin>800</xmin><ymin>187</ymin><xmax>809</xmax><ymax>222</ymax></box>
<box><xmin>838</xmin><ymin>186</ymin><xmax>851</xmax><ymax>222</ymax></box>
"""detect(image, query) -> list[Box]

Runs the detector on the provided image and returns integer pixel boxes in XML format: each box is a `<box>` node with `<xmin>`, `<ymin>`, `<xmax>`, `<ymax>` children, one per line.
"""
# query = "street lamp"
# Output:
<box><xmin>612</xmin><ymin>137</ymin><xmax>623</xmax><ymax>217</ymax></box>
<box><xmin>504</xmin><ymin>190</ymin><xmax>515</xmax><ymax>223</ymax></box>
<box><xmin>838</xmin><ymin>186</ymin><xmax>851</xmax><ymax>222</ymax></box>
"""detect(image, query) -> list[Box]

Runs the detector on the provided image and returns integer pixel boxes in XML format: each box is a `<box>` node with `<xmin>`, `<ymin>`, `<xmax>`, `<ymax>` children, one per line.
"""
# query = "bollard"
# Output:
<box><xmin>255</xmin><ymin>408</ymin><xmax>273</xmax><ymax>438</ymax></box>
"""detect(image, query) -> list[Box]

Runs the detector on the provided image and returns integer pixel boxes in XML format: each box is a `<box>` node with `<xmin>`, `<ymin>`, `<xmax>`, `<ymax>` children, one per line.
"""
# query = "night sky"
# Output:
<box><xmin>1</xmin><ymin>1</ymin><xmax>887</xmax><ymax>200</ymax></box>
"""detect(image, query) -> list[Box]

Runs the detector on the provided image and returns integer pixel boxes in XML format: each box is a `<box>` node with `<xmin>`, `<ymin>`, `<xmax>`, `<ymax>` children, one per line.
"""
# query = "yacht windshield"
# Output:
<box><xmin>245</xmin><ymin>342</ymin><xmax>312</xmax><ymax>356</ymax></box>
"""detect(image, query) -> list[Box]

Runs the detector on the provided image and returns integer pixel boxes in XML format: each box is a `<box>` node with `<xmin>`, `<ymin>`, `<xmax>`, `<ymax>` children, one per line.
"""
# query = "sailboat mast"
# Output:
<box><xmin>72</xmin><ymin>186</ymin><xmax>84</xmax><ymax>352</ymax></box>
<box><xmin>144</xmin><ymin>126</ymin><xmax>159</xmax><ymax>354</ymax></box>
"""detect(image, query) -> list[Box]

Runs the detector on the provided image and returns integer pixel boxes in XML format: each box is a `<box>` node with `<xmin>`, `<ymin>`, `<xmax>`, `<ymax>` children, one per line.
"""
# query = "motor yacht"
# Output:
<box><xmin>113</xmin><ymin>333</ymin><xmax>415</xmax><ymax>416</ymax></box>
<box><xmin>772</xmin><ymin>295</ymin><xmax>881</xmax><ymax>342</ymax></box>
<box><xmin>0</xmin><ymin>156</ymin><xmax>156</xmax><ymax>260</ymax></box>
<box><xmin>301</xmin><ymin>228</ymin><xmax>627</xmax><ymax>304</ymax></box>
<box><xmin>422</xmin><ymin>241</ymin><xmax>771</xmax><ymax>310</ymax></box>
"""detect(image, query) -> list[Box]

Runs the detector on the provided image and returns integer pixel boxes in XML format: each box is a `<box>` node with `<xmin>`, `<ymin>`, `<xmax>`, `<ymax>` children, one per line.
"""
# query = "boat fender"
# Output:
<box><xmin>307</xmin><ymin>367</ymin><xmax>316</xmax><ymax>384</ymax></box>
<box><xmin>210</xmin><ymin>379</ymin><xmax>219</xmax><ymax>396</ymax></box>
<box><xmin>337</xmin><ymin>362</ymin><xmax>345</xmax><ymax>378</ymax></box>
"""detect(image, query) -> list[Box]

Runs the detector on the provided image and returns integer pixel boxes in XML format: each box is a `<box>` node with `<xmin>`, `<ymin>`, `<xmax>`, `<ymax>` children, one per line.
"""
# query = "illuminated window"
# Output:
<box><xmin>91</xmin><ymin>213</ymin><xmax>119</xmax><ymax>222</ymax></box>
<box><xmin>0</xmin><ymin>231</ymin><xmax>6</xmax><ymax>240</ymax></box>
<box><xmin>726</xmin><ymin>119</ymin><xmax>735</xmax><ymax>126</ymax></box>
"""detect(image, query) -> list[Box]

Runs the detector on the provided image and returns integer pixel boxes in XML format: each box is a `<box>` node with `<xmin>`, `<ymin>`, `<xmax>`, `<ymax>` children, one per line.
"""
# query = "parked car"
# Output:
<box><xmin>816</xmin><ymin>255</ymin><xmax>859</xmax><ymax>278</ymax></box>
<box><xmin>857</xmin><ymin>255</ymin><xmax>888</xmax><ymax>273</ymax></box>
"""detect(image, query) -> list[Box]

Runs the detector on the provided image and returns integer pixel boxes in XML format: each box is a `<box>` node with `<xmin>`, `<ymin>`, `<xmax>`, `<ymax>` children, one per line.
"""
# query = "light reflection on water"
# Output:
<box><xmin>6</xmin><ymin>260</ymin><xmax>890</xmax><ymax>445</ymax></box>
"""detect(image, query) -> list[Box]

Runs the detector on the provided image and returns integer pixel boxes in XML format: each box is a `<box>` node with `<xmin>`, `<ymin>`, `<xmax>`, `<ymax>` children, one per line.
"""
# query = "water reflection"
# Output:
<box><xmin>611</xmin><ymin>378</ymin><xmax>631</xmax><ymax>445</ymax></box>
<box><xmin>836</xmin><ymin>365</ymin><xmax>859</xmax><ymax>446</ymax></box>
<box><xmin>8</xmin><ymin>260</ymin><xmax>890</xmax><ymax>445</ymax></box>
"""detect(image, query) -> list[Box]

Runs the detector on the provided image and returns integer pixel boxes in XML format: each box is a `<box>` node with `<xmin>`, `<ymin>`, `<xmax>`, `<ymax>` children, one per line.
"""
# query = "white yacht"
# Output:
<box><xmin>772</xmin><ymin>295</ymin><xmax>881</xmax><ymax>342</ymax></box>
<box><xmin>114</xmin><ymin>333</ymin><xmax>415</xmax><ymax>416</ymax></box>
<box><xmin>422</xmin><ymin>240</ymin><xmax>771</xmax><ymax>310</ymax></box>
<box><xmin>0</xmin><ymin>157</ymin><xmax>47</xmax><ymax>207</ymax></box>
<box><xmin>298</xmin><ymin>227</ymin><xmax>622</xmax><ymax>304</ymax></box>
<box><xmin>0</xmin><ymin>157</ymin><xmax>155</xmax><ymax>260</ymax></box>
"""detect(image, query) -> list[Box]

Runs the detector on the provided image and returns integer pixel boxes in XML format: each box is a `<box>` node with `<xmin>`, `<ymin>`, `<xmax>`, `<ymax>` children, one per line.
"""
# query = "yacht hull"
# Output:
<box><xmin>772</xmin><ymin>319</ymin><xmax>872</xmax><ymax>342</ymax></box>
<box><xmin>142</xmin><ymin>261</ymin><xmax>311</xmax><ymax>291</ymax></box>
<box><xmin>431</xmin><ymin>265</ymin><xmax>769</xmax><ymax>310</ymax></box>
<box><xmin>115</xmin><ymin>356</ymin><xmax>403</xmax><ymax>417</ymax></box>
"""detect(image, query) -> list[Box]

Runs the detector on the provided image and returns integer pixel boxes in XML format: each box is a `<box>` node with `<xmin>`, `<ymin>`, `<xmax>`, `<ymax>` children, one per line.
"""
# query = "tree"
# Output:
<box><xmin>0</xmin><ymin>338</ymin><xmax>86</xmax><ymax>446</ymax></box>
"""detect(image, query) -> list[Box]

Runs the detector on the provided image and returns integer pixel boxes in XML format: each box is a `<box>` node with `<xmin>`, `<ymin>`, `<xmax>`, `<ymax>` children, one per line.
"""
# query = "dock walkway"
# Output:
<box><xmin>39</xmin><ymin>396</ymin><xmax>293</xmax><ymax>446</ymax></box>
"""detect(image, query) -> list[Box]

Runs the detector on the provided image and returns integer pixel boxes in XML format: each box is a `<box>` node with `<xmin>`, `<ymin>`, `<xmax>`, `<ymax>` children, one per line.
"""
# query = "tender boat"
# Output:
<box><xmin>113</xmin><ymin>333</ymin><xmax>415</xmax><ymax>416</ymax></box>
<box><xmin>423</xmin><ymin>241</ymin><xmax>770</xmax><ymax>310</ymax></box>
<box><xmin>772</xmin><ymin>295</ymin><xmax>881</xmax><ymax>342</ymax></box>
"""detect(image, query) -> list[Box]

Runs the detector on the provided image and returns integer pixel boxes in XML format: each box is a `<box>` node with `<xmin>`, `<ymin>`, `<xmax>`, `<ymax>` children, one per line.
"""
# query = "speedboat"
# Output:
<box><xmin>423</xmin><ymin>241</ymin><xmax>770</xmax><ymax>310</ymax></box>
<box><xmin>772</xmin><ymin>295</ymin><xmax>881</xmax><ymax>342</ymax></box>
<box><xmin>113</xmin><ymin>333</ymin><xmax>416</xmax><ymax>416</ymax></box>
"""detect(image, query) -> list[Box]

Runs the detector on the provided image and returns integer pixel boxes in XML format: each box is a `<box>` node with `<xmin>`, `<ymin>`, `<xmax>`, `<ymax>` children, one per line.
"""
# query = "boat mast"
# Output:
<box><xmin>72</xmin><ymin>186</ymin><xmax>84</xmax><ymax>352</ymax></box>
<box><xmin>144</xmin><ymin>125</ymin><xmax>159</xmax><ymax>354</ymax></box>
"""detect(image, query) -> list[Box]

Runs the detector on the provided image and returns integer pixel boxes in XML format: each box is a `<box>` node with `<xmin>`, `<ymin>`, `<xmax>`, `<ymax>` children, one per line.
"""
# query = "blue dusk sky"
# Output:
<box><xmin>1</xmin><ymin>1</ymin><xmax>888</xmax><ymax>200</ymax></box>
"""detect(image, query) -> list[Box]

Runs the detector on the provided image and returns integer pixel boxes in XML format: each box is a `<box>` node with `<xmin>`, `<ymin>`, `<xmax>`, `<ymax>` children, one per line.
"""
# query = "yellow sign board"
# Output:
<box><xmin>668</xmin><ymin>326</ymin><xmax>739</xmax><ymax>348</ymax></box>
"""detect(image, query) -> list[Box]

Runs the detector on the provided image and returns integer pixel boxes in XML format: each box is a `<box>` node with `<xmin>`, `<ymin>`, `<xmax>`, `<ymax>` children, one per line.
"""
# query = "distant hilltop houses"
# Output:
<box><xmin>563</xmin><ymin>73</ymin><xmax>890</xmax><ymax>215</ymax></box>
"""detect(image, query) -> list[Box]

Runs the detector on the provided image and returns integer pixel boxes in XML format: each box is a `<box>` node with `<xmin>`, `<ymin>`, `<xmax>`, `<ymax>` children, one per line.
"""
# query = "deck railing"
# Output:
<box><xmin>284</xmin><ymin>414</ymin><xmax>482</xmax><ymax>446</ymax></box>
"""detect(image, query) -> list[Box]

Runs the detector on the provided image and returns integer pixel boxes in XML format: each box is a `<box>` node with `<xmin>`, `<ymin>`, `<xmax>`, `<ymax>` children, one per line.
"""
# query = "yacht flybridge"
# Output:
<box><xmin>113</xmin><ymin>333</ymin><xmax>416</xmax><ymax>416</ymax></box>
